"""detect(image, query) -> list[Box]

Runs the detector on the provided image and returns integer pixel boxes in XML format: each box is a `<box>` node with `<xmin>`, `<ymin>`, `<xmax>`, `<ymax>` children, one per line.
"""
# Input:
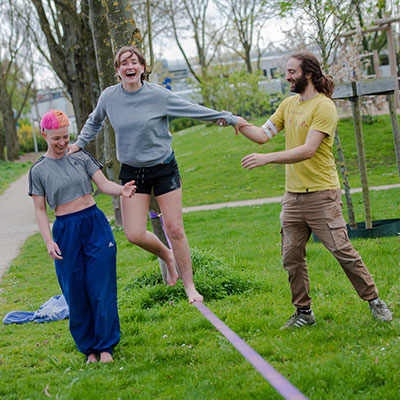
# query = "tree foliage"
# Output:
<box><xmin>277</xmin><ymin>0</ymin><xmax>361</xmax><ymax>71</ymax></box>
<box><xmin>197</xmin><ymin>66</ymin><xmax>284</xmax><ymax>118</ymax></box>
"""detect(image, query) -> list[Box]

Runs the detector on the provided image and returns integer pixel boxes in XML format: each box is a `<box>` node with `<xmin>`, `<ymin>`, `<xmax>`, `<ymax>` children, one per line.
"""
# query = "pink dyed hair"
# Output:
<box><xmin>40</xmin><ymin>110</ymin><xmax>70</xmax><ymax>132</ymax></box>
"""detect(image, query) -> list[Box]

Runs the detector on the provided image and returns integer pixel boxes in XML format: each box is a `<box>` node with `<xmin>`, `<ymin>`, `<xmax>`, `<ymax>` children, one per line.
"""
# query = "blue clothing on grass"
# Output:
<box><xmin>53</xmin><ymin>204</ymin><xmax>120</xmax><ymax>356</ymax></box>
<box><xmin>3</xmin><ymin>295</ymin><xmax>69</xmax><ymax>324</ymax></box>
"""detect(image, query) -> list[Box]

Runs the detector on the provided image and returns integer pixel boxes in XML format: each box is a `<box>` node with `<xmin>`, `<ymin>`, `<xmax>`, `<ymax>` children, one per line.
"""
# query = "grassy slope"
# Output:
<box><xmin>0</xmin><ymin>161</ymin><xmax>32</xmax><ymax>195</ymax></box>
<box><xmin>1</xmin><ymin>115</ymin><xmax>400</xmax><ymax>399</ymax></box>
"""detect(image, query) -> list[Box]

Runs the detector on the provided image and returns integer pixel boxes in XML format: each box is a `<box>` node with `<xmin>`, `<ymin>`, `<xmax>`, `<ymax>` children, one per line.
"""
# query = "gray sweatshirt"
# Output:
<box><xmin>76</xmin><ymin>81</ymin><xmax>238</xmax><ymax>167</ymax></box>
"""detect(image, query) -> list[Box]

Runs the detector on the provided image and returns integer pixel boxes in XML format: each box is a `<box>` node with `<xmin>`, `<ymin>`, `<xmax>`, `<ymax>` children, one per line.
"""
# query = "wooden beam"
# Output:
<box><xmin>341</xmin><ymin>17</ymin><xmax>400</xmax><ymax>37</ymax></box>
<box><xmin>333</xmin><ymin>78</ymin><xmax>396</xmax><ymax>99</ymax></box>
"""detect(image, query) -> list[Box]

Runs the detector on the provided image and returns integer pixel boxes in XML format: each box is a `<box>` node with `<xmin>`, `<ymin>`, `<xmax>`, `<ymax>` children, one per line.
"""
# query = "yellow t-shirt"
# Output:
<box><xmin>270</xmin><ymin>93</ymin><xmax>340</xmax><ymax>192</ymax></box>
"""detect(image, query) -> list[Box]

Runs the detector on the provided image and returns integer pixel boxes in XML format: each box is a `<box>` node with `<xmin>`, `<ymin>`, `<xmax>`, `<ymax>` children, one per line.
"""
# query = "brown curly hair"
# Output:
<box><xmin>291</xmin><ymin>52</ymin><xmax>335</xmax><ymax>99</ymax></box>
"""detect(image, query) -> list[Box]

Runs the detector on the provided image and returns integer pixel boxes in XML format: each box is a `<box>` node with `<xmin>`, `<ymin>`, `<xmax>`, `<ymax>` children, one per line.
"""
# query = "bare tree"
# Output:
<box><xmin>215</xmin><ymin>0</ymin><xmax>276</xmax><ymax>73</ymax></box>
<box><xmin>0</xmin><ymin>0</ymin><xmax>34</xmax><ymax>160</ymax></box>
<box><xmin>163</xmin><ymin>0</ymin><xmax>227</xmax><ymax>102</ymax></box>
<box><xmin>28</xmin><ymin>0</ymin><xmax>100</xmax><ymax>135</ymax></box>
<box><xmin>87</xmin><ymin>0</ymin><xmax>124</xmax><ymax>224</ymax></box>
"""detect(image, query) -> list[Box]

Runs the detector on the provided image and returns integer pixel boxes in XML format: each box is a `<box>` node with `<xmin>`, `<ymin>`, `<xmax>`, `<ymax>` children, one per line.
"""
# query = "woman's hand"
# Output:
<box><xmin>120</xmin><ymin>180</ymin><xmax>136</xmax><ymax>198</ymax></box>
<box><xmin>67</xmin><ymin>143</ymin><xmax>81</xmax><ymax>155</ymax></box>
<box><xmin>46</xmin><ymin>241</ymin><xmax>63</xmax><ymax>260</ymax></box>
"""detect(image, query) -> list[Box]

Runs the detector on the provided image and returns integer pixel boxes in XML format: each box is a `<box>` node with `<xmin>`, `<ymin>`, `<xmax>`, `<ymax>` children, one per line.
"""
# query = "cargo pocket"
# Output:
<box><xmin>327</xmin><ymin>219</ymin><xmax>348</xmax><ymax>251</ymax></box>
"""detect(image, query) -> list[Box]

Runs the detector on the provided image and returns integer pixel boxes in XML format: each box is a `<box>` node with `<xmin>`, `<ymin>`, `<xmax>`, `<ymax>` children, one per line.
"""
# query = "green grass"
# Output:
<box><xmin>1</xmin><ymin>189</ymin><xmax>400</xmax><ymax>399</ymax></box>
<box><xmin>1</xmin><ymin>114</ymin><xmax>400</xmax><ymax>399</ymax></box>
<box><xmin>94</xmin><ymin>114</ymin><xmax>400</xmax><ymax>211</ymax></box>
<box><xmin>0</xmin><ymin>160</ymin><xmax>32</xmax><ymax>195</ymax></box>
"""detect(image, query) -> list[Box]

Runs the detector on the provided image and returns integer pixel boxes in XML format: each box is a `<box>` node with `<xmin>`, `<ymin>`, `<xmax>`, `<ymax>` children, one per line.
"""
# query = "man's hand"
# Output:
<box><xmin>67</xmin><ymin>143</ymin><xmax>81</xmax><ymax>155</ymax></box>
<box><xmin>241</xmin><ymin>153</ymin><xmax>271</xmax><ymax>170</ymax></box>
<box><xmin>121</xmin><ymin>180</ymin><xmax>136</xmax><ymax>198</ymax></box>
<box><xmin>234</xmin><ymin>116</ymin><xmax>251</xmax><ymax>136</ymax></box>
<box><xmin>215</xmin><ymin>118</ymin><xmax>227</xmax><ymax>127</ymax></box>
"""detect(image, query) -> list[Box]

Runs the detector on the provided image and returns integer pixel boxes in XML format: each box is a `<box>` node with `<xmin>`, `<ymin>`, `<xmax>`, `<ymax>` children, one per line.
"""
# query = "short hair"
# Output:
<box><xmin>291</xmin><ymin>52</ymin><xmax>335</xmax><ymax>98</ymax></box>
<box><xmin>114</xmin><ymin>46</ymin><xmax>147</xmax><ymax>82</ymax></box>
<box><xmin>40</xmin><ymin>110</ymin><xmax>70</xmax><ymax>132</ymax></box>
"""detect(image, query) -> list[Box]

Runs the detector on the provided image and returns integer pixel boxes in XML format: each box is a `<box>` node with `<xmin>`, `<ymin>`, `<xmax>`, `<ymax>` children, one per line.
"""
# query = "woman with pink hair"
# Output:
<box><xmin>29</xmin><ymin>109</ymin><xmax>136</xmax><ymax>363</ymax></box>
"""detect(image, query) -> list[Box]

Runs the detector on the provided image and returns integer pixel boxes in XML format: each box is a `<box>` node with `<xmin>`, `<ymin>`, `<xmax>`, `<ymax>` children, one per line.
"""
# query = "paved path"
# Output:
<box><xmin>0</xmin><ymin>169</ymin><xmax>399</xmax><ymax>284</ymax></box>
<box><xmin>0</xmin><ymin>172</ymin><xmax>39</xmax><ymax>282</ymax></box>
<box><xmin>182</xmin><ymin>183</ymin><xmax>400</xmax><ymax>213</ymax></box>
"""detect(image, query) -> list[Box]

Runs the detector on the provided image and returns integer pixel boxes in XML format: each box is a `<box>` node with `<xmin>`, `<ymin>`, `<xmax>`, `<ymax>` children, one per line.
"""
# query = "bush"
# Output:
<box><xmin>17</xmin><ymin>124</ymin><xmax>47</xmax><ymax>153</ymax></box>
<box><xmin>197</xmin><ymin>67</ymin><xmax>285</xmax><ymax>119</ymax></box>
<box><xmin>169</xmin><ymin>117</ymin><xmax>203</xmax><ymax>133</ymax></box>
<box><xmin>122</xmin><ymin>247</ymin><xmax>253</xmax><ymax>308</ymax></box>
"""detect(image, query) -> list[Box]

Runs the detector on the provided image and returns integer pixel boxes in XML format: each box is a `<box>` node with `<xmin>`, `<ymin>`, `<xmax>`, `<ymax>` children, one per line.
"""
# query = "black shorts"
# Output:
<box><xmin>119</xmin><ymin>154</ymin><xmax>181</xmax><ymax>196</ymax></box>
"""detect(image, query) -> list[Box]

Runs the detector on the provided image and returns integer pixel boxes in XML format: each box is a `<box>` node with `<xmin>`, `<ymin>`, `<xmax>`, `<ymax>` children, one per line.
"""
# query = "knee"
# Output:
<box><xmin>165</xmin><ymin>222</ymin><xmax>185</xmax><ymax>241</ymax></box>
<box><xmin>124</xmin><ymin>230</ymin><xmax>146</xmax><ymax>246</ymax></box>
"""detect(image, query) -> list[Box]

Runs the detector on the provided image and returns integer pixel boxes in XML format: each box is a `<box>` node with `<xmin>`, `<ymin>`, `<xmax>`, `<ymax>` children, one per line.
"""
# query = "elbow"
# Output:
<box><xmin>257</xmin><ymin>136</ymin><xmax>268</xmax><ymax>145</ymax></box>
<box><xmin>303</xmin><ymin>149</ymin><xmax>316</xmax><ymax>160</ymax></box>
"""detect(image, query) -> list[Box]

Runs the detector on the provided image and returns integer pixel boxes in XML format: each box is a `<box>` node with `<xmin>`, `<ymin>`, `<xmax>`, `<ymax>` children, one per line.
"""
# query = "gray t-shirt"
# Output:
<box><xmin>76</xmin><ymin>81</ymin><xmax>239</xmax><ymax>167</ymax></box>
<box><xmin>28</xmin><ymin>150</ymin><xmax>102</xmax><ymax>209</ymax></box>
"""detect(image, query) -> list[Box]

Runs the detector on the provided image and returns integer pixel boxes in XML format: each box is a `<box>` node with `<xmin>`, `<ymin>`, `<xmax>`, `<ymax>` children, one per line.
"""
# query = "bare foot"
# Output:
<box><xmin>165</xmin><ymin>251</ymin><xmax>179</xmax><ymax>286</ymax></box>
<box><xmin>100</xmin><ymin>352</ymin><xmax>114</xmax><ymax>363</ymax></box>
<box><xmin>86</xmin><ymin>354</ymin><xmax>98</xmax><ymax>364</ymax></box>
<box><xmin>185</xmin><ymin>285</ymin><xmax>203</xmax><ymax>303</ymax></box>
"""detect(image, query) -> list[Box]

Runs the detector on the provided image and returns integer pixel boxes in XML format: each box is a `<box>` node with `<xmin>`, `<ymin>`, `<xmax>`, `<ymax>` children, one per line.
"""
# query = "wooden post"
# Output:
<box><xmin>386</xmin><ymin>24</ymin><xmax>399</xmax><ymax>108</ymax></box>
<box><xmin>334</xmin><ymin>130</ymin><xmax>357</xmax><ymax>229</ymax></box>
<box><xmin>350</xmin><ymin>90</ymin><xmax>372</xmax><ymax>229</ymax></box>
<box><xmin>372</xmin><ymin>49</ymin><xmax>381</xmax><ymax>78</ymax></box>
<box><xmin>387</xmin><ymin>92</ymin><xmax>400</xmax><ymax>182</ymax></box>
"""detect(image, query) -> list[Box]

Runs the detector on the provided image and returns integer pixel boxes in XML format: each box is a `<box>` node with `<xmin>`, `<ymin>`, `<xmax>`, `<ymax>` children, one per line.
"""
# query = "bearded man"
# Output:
<box><xmin>235</xmin><ymin>52</ymin><xmax>392</xmax><ymax>328</ymax></box>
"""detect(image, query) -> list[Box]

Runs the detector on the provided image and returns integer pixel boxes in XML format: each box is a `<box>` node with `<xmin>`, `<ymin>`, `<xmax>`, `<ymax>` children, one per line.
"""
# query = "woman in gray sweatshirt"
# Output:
<box><xmin>68</xmin><ymin>46</ymin><xmax>239</xmax><ymax>303</ymax></box>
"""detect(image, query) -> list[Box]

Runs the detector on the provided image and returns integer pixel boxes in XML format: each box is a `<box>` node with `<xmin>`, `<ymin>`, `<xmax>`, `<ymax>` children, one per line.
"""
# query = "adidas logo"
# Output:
<box><xmin>108</xmin><ymin>242</ymin><xmax>114</xmax><ymax>247</ymax></box>
<box><xmin>294</xmin><ymin>318</ymin><xmax>309</xmax><ymax>327</ymax></box>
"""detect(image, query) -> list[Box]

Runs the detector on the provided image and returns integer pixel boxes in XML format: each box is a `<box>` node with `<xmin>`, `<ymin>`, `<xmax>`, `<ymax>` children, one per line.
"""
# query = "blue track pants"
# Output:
<box><xmin>52</xmin><ymin>205</ymin><xmax>120</xmax><ymax>356</ymax></box>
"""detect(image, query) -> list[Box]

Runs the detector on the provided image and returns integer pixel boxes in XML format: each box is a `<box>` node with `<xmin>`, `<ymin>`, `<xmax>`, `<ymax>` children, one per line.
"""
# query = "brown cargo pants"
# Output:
<box><xmin>280</xmin><ymin>188</ymin><xmax>378</xmax><ymax>309</ymax></box>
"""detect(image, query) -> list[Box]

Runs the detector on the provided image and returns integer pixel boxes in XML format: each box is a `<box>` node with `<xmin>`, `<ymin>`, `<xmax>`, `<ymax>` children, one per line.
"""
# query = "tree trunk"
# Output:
<box><xmin>102</xmin><ymin>0</ymin><xmax>143</xmax><ymax>49</ymax></box>
<box><xmin>88</xmin><ymin>0</ymin><xmax>122</xmax><ymax>225</ymax></box>
<box><xmin>0</xmin><ymin>71</ymin><xmax>19</xmax><ymax>160</ymax></box>
<box><xmin>0</xmin><ymin>125</ymin><xmax>6</xmax><ymax>161</ymax></box>
<box><xmin>104</xmin><ymin>0</ymin><xmax>168</xmax><ymax>279</ymax></box>
<box><xmin>31</xmin><ymin>0</ymin><xmax>99</xmax><ymax>157</ymax></box>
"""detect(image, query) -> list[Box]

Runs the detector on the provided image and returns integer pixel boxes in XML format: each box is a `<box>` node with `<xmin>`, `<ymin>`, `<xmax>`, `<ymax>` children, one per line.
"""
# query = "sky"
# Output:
<box><xmin>154</xmin><ymin>17</ymin><xmax>290</xmax><ymax>63</ymax></box>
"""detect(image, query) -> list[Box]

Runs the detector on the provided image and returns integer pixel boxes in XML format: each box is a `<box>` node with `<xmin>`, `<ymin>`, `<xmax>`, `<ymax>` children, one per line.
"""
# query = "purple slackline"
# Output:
<box><xmin>193</xmin><ymin>302</ymin><xmax>308</xmax><ymax>400</ymax></box>
<box><xmin>149</xmin><ymin>211</ymin><xmax>307</xmax><ymax>399</ymax></box>
<box><xmin>149</xmin><ymin>211</ymin><xmax>172</xmax><ymax>249</ymax></box>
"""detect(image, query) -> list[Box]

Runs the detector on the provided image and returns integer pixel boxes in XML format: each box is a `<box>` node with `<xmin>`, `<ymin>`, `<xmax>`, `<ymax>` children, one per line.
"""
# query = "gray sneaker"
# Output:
<box><xmin>281</xmin><ymin>310</ymin><xmax>316</xmax><ymax>330</ymax></box>
<box><xmin>369</xmin><ymin>298</ymin><xmax>392</xmax><ymax>321</ymax></box>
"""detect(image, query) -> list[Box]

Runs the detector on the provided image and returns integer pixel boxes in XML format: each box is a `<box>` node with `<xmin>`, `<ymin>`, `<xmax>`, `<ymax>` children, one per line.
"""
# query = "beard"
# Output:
<box><xmin>290</xmin><ymin>73</ymin><xmax>309</xmax><ymax>94</ymax></box>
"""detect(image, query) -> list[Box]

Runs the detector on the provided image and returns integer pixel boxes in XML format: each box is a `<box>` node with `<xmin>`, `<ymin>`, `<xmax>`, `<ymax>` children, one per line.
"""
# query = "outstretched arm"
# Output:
<box><xmin>91</xmin><ymin>170</ymin><xmax>136</xmax><ymax>198</ymax></box>
<box><xmin>235</xmin><ymin>117</ymin><xmax>282</xmax><ymax>144</ymax></box>
<box><xmin>32</xmin><ymin>195</ymin><xmax>63</xmax><ymax>260</ymax></box>
<box><xmin>242</xmin><ymin>129</ymin><xmax>327</xmax><ymax>169</ymax></box>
